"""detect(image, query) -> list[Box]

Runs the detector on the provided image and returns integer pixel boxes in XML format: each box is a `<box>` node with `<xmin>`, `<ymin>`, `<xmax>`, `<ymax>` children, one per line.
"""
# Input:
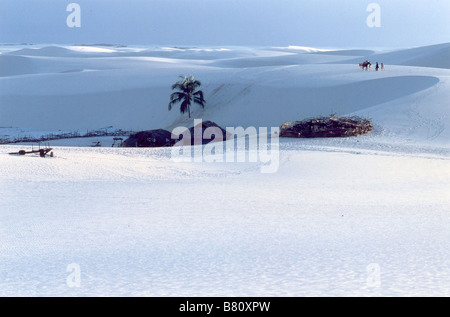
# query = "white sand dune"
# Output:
<box><xmin>275</xmin><ymin>45</ymin><xmax>332</xmax><ymax>53</ymax></box>
<box><xmin>330</xmin><ymin>43</ymin><xmax>450</xmax><ymax>69</ymax></box>
<box><xmin>0</xmin><ymin>43</ymin><xmax>449</xmax><ymax>297</ymax></box>
<box><xmin>0</xmin><ymin>55</ymin><xmax>39</xmax><ymax>77</ymax></box>
<box><xmin>8</xmin><ymin>45</ymin><xmax>118</xmax><ymax>57</ymax></box>
<box><xmin>375</xmin><ymin>43</ymin><xmax>450</xmax><ymax>69</ymax></box>
<box><xmin>132</xmin><ymin>47</ymin><xmax>239</xmax><ymax>60</ymax></box>
<box><xmin>312</xmin><ymin>49</ymin><xmax>376</xmax><ymax>56</ymax></box>
<box><xmin>1</xmin><ymin>44</ymin><xmax>449</xmax><ymax>146</ymax></box>
<box><xmin>67</xmin><ymin>46</ymin><xmax>118</xmax><ymax>54</ymax></box>
<box><xmin>0</xmin><ymin>140</ymin><xmax>448</xmax><ymax>297</ymax></box>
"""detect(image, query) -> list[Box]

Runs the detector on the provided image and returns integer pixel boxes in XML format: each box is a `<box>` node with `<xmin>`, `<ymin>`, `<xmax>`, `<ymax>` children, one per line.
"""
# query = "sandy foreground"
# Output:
<box><xmin>0</xmin><ymin>44</ymin><xmax>449</xmax><ymax>296</ymax></box>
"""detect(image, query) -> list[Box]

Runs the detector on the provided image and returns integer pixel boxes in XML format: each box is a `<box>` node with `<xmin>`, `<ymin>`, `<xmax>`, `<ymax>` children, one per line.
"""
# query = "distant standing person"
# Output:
<box><xmin>381</xmin><ymin>63</ymin><xmax>385</xmax><ymax>70</ymax></box>
<box><xmin>375</xmin><ymin>62</ymin><xmax>379</xmax><ymax>71</ymax></box>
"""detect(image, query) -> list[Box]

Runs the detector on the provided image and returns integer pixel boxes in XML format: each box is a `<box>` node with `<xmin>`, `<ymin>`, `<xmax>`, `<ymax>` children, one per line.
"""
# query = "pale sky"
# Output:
<box><xmin>0</xmin><ymin>0</ymin><xmax>449</xmax><ymax>48</ymax></box>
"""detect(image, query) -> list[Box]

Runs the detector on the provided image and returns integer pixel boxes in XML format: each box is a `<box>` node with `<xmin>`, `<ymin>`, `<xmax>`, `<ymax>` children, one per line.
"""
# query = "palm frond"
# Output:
<box><xmin>168</xmin><ymin>92</ymin><xmax>186</xmax><ymax>110</ymax></box>
<box><xmin>171</xmin><ymin>82</ymin><xmax>185</xmax><ymax>91</ymax></box>
<box><xmin>170</xmin><ymin>91</ymin><xmax>186</xmax><ymax>101</ymax></box>
<box><xmin>194</xmin><ymin>97</ymin><xmax>206</xmax><ymax>108</ymax></box>
<box><xmin>193</xmin><ymin>90</ymin><xmax>204</xmax><ymax>99</ymax></box>
<box><xmin>180</xmin><ymin>99</ymin><xmax>190</xmax><ymax>114</ymax></box>
<box><xmin>193</xmin><ymin>90</ymin><xmax>205</xmax><ymax>107</ymax></box>
<box><xmin>192</xmin><ymin>80</ymin><xmax>202</xmax><ymax>87</ymax></box>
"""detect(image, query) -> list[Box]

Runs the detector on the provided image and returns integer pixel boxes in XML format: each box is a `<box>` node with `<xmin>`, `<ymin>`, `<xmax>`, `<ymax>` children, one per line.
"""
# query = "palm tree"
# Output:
<box><xmin>168</xmin><ymin>76</ymin><xmax>206</xmax><ymax>118</ymax></box>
